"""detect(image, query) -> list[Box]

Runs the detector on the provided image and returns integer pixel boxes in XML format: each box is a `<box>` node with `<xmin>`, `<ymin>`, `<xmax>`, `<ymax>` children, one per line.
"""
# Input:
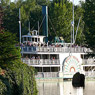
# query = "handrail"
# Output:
<box><xmin>21</xmin><ymin>58</ymin><xmax>60</xmax><ymax>65</ymax></box>
<box><xmin>21</xmin><ymin>46</ymin><xmax>91</xmax><ymax>53</ymax></box>
<box><xmin>82</xmin><ymin>58</ymin><xmax>95</xmax><ymax>65</ymax></box>
<box><xmin>35</xmin><ymin>72</ymin><xmax>59</xmax><ymax>78</ymax></box>
<box><xmin>85</xmin><ymin>71</ymin><xmax>95</xmax><ymax>78</ymax></box>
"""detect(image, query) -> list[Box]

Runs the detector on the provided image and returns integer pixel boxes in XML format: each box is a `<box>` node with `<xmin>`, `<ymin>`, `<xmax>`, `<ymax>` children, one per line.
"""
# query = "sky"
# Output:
<box><xmin>11</xmin><ymin>0</ymin><xmax>85</xmax><ymax>5</ymax></box>
<box><xmin>70</xmin><ymin>0</ymin><xmax>85</xmax><ymax>5</ymax></box>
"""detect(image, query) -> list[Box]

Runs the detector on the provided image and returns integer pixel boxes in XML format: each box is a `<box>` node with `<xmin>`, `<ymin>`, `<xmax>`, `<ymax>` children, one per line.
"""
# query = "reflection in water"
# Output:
<box><xmin>60</xmin><ymin>82</ymin><xmax>63</xmax><ymax>95</ymax></box>
<box><xmin>37</xmin><ymin>81</ymin><xmax>95</xmax><ymax>95</ymax></box>
<box><xmin>38</xmin><ymin>82</ymin><xmax>60</xmax><ymax>95</ymax></box>
<box><xmin>76</xmin><ymin>87</ymin><xmax>83</xmax><ymax>95</ymax></box>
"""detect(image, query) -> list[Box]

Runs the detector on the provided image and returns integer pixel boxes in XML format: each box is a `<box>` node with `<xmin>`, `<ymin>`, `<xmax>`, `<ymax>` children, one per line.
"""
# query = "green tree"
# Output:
<box><xmin>36</xmin><ymin>0</ymin><xmax>50</xmax><ymax>5</ymax></box>
<box><xmin>3</xmin><ymin>3</ymin><xmax>19</xmax><ymax>39</ymax></box>
<box><xmin>48</xmin><ymin>0</ymin><xmax>85</xmax><ymax>44</ymax></box>
<box><xmin>82</xmin><ymin>0</ymin><xmax>95</xmax><ymax>50</ymax></box>
<box><xmin>2</xmin><ymin>0</ymin><xmax>37</xmax><ymax>39</ymax></box>
<box><xmin>0</xmin><ymin>30</ymin><xmax>37</xmax><ymax>95</ymax></box>
<box><xmin>74</xmin><ymin>5</ymin><xmax>85</xmax><ymax>45</ymax></box>
<box><xmin>0</xmin><ymin>6</ymin><xmax>4</xmax><ymax>31</ymax></box>
<box><xmin>49</xmin><ymin>1</ymin><xmax>73</xmax><ymax>42</ymax></box>
<box><xmin>1</xmin><ymin>0</ymin><xmax>11</xmax><ymax>6</ymax></box>
<box><xmin>0</xmin><ymin>30</ymin><xmax>21</xmax><ymax>67</ymax></box>
<box><xmin>0</xmin><ymin>62</ymin><xmax>37</xmax><ymax>95</ymax></box>
<box><xmin>30</xmin><ymin>5</ymin><xmax>42</xmax><ymax>32</ymax></box>
<box><xmin>2</xmin><ymin>0</ymin><xmax>85</xmax><ymax>45</ymax></box>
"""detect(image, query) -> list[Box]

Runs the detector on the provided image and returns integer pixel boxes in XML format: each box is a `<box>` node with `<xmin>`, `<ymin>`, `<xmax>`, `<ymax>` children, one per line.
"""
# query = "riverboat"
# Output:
<box><xmin>20</xmin><ymin>6</ymin><xmax>94</xmax><ymax>79</ymax></box>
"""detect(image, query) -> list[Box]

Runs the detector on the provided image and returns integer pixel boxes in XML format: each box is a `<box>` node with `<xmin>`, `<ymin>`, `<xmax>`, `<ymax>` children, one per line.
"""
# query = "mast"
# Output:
<box><xmin>73</xmin><ymin>0</ymin><xmax>74</xmax><ymax>43</ymax></box>
<box><xmin>29</xmin><ymin>21</ymin><xmax>30</xmax><ymax>33</ymax></box>
<box><xmin>19</xmin><ymin>8</ymin><xmax>21</xmax><ymax>44</ymax></box>
<box><xmin>70</xmin><ymin>0</ymin><xmax>74</xmax><ymax>53</ymax></box>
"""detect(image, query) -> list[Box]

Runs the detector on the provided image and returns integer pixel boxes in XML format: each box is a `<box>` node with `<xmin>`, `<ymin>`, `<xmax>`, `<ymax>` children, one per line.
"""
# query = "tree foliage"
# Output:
<box><xmin>82</xmin><ymin>0</ymin><xmax>95</xmax><ymax>50</ymax></box>
<box><xmin>0</xmin><ymin>30</ymin><xmax>21</xmax><ymax>67</ymax></box>
<box><xmin>0</xmin><ymin>62</ymin><xmax>37</xmax><ymax>95</ymax></box>
<box><xmin>48</xmin><ymin>0</ymin><xmax>85</xmax><ymax>44</ymax></box>
<box><xmin>49</xmin><ymin>1</ymin><xmax>72</xmax><ymax>42</ymax></box>
<box><xmin>1</xmin><ymin>0</ymin><xmax>85</xmax><ymax>44</ymax></box>
<box><xmin>0</xmin><ymin>30</ymin><xmax>37</xmax><ymax>95</ymax></box>
<box><xmin>74</xmin><ymin>5</ymin><xmax>85</xmax><ymax>45</ymax></box>
<box><xmin>0</xmin><ymin>6</ymin><xmax>4</xmax><ymax>31</ymax></box>
<box><xmin>3</xmin><ymin>3</ymin><xmax>19</xmax><ymax>38</ymax></box>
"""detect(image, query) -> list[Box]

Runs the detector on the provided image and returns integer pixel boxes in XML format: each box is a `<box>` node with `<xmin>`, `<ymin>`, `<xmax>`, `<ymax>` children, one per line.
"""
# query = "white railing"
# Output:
<box><xmin>21</xmin><ymin>59</ymin><xmax>60</xmax><ymax>65</ymax></box>
<box><xmin>85</xmin><ymin>71</ymin><xmax>95</xmax><ymax>78</ymax></box>
<box><xmin>35</xmin><ymin>72</ymin><xmax>59</xmax><ymax>78</ymax></box>
<box><xmin>82</xmin><ymin>58</ymin><xmax>95</xmax><ymax>65</ymax></box>
<box><xmin>21</xmin><ymin>46</ymin><xmax>91</xmax><ymax>53</ymax></box>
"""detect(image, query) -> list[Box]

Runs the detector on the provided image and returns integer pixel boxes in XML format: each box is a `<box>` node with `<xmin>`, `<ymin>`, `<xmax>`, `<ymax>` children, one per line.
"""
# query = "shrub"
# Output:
<box><xmin>0</xmin><ymin>61</ymin><xmax>38</xmax><ymax>95</ymax></box>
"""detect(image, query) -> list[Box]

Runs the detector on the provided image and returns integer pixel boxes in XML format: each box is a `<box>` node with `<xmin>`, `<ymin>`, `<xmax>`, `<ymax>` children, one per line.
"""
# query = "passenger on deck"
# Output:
<box><xmin>53</xmin><ymin>57</ymin><xmax>55</xmax><ymax>64</ymax></box>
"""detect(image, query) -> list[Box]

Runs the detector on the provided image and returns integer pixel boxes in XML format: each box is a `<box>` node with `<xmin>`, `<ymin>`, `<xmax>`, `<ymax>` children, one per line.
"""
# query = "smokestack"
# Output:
<box><xmin>42</xmin><ymin>6</ymin><xmax>48</xmax><ymax>43</ymax></box>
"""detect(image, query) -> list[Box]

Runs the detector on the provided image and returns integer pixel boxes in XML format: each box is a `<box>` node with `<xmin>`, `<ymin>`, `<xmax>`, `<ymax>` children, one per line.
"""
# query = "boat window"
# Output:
<box><xmin>38</xmin><ymin>38</ymin><xmax>40</xmax><ymax>42</ymax></box>
<box><xmin>43</xmin><ymin>38</ymin><xmax>45</xmax><ymax>42</ymax></box>
<box><xmin>32</xmin><ymin>38</ymin><xmax>34</xmax><ymax>41</ymax></box>
<box><xmin>35</xmin><ymin>67</ymin><xmax>42</xmax><ymax>72</ymax></box>
<box><xmin>24</xmin><ymin>37</ymin><xmax>26</xmax><ymax>41</ymax></box>
<box><xmin>35</xmin><ymin>38</ymin><xmax>37</xmax><ymax>42</ymax></box>
<box><xmin>28</xmin><ymin>37</ymin><xmax>31</xmax><ymax>41</ymax></box>
<box><xmin>34</xmin><ymin>32</ymin><xmax>36</xmax><ymax>35</ymax></box>
<box><xmin>28</xmin><ymin>37</ymin><xmax>29</xmax><ymax>41</ymax></box>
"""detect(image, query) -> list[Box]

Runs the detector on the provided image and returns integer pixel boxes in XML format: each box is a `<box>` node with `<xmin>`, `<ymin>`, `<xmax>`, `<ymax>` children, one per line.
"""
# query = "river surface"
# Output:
<box><xmin>37</xmin><ymin>80</ymin><xmax>95</xmax><ymax>95</ymax></box>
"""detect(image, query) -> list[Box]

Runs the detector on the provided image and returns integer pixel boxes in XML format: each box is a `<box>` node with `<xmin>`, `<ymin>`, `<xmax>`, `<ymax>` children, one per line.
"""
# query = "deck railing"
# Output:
<box><xmin>21</xmin><ymin>59</ymin><xmax>60</xmax><ymax>65</ymax></box>
<box><xmin>22</xmin><ymin>58</ymin><xmax>95</xmax><ymax>66</ymax></box>
<box><xmin>21</xmin><ymin>46</ymin><xmax>91</xmax><ymax>53</ymax></box>
<box><xmin>35</xmin><ymin>72</ymin><xmax>59</xmax><ymax>78</ymax></box>
<box><xmin>85</xmin><ymin>71</ymin><xmax>95</xmax><ymax>78</ymax></box>
<box><xmin>82</xmin><ymin>58</ymin><xmax>95</xmax><ymax>65</ymax></box>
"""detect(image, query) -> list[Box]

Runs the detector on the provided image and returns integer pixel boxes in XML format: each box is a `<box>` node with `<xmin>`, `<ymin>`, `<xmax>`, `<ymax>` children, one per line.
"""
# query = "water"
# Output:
<box><xmin>37</xmin><ymin>80</ymin><xmax>95</xmax><ymax>95</ymax></box>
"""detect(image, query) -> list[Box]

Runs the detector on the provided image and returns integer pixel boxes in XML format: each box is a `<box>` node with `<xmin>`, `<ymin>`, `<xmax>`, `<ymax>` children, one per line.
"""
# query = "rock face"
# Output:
<box><xmin>72</xmin><ymin>72</ymin><xmax>85</xmax><ymax>87</ymax></box>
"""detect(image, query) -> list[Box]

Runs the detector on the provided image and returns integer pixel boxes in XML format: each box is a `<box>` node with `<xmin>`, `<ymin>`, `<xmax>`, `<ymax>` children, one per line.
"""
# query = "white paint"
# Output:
<box><xmin>59</xmin><ymin>53</ymin><xmax>82</xmax><ymax>66</ymax></box>
<box><xmin>77</xmin><ymin>87</ymin><xmax>83</xmax><ymax>95</ymax></box>
<box><xmin>59</xmin><ymin>82</ymin><xmax>64</xmax><ymax>95</ymax></box>
<box><xmin>59</xmin><ymin>53</ymin><xmax>82</xmax><ymax>78</ymax></box>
